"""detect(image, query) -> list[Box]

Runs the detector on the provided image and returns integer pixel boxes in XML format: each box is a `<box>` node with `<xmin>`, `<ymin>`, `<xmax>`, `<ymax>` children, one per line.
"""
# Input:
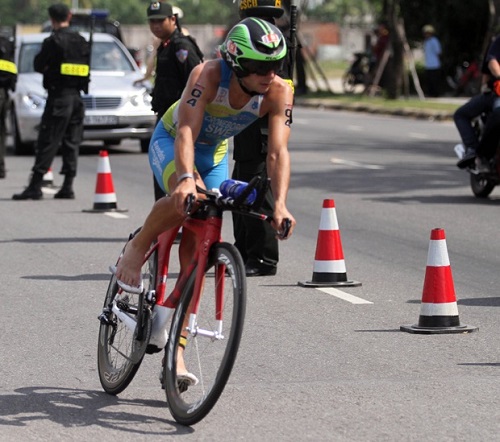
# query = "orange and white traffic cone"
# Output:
<box><xmin>42</xmin><ymin>168</ymin><xmax>54</xmax><ymax>188</ymax></box>
<box><xmin>298</xmin><ymin>199</ymin><xmax>361</xmax><ymax>287</ymax></box>
<box><xmin>83</xmin><ymin>150</ymin><xmax>127</xmax><ymax>213</ymax></box>
<box><xmin>401</xmin><ymin>228</ymin><xmax>477</xmax><ymax>334</ymax></box>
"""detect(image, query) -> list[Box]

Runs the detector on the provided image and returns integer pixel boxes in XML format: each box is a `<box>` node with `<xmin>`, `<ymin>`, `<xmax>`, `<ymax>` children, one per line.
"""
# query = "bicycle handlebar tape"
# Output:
<box><xmin>298</xmin><ymin>199</ymin><xmax>361</xmax><ymax>288</ymax></box>
<box><xmin>401</xmin><ymin>228</ymin><xmax>477</xmax><ymax>334</ymax></box>
<box><xmin>83</xmin><ymin>150</ymin><xmax>128</xmax><ymax>213</ymax></box>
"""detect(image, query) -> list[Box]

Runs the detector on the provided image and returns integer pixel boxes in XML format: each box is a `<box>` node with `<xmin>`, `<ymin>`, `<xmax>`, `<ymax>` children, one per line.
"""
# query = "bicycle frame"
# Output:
<box><xmin>114</xmin><ymin>202</ymin><xmax>228</xmax><ymax>350</ymax></box>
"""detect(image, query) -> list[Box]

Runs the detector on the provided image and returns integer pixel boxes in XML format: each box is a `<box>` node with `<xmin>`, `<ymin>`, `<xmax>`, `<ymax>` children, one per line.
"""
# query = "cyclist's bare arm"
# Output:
<box><xmin>171</xmin><ymin>61</ymin><xmax>220</xmax><ymax>215</ymax></box>
<box><xmin>262</xmin><ymin>77</ymin><xmax>296</xmax><ymax>238</ymax></box>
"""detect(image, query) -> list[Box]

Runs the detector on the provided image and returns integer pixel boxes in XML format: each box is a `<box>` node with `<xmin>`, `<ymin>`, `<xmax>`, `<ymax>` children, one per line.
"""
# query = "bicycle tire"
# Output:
<box><xmin>97</xmin><ymin>233</ymin><xmax>157</xmax><ymax>395</ymax></box>
<box><xmin>164</xmin><ymin>242</ymin><xmax>246</xmax><ymax>426</ymax></box>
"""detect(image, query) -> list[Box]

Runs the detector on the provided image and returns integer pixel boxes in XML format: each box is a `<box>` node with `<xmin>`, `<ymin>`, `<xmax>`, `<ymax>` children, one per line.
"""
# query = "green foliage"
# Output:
<box><xmin>401</xmin><ymin>0</ymin><xmax>490</xmax><ymax>76</ymax></box>
<box><xmin>305</xmin><ymin>0</ymin><xmax>379</xmax><ymax>24</ymax></box>
<box><xmin>0</xmin><ymin>0</ymin><xmax>238</xmax><ymax>26</ymax></box>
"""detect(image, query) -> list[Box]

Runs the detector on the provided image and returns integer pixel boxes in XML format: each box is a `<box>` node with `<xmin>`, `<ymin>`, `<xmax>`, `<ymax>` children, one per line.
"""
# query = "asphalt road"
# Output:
<box><xmin>1</xmin><ymin>108</ymin><xmax>500</xmax><ymax>441</ymax></box>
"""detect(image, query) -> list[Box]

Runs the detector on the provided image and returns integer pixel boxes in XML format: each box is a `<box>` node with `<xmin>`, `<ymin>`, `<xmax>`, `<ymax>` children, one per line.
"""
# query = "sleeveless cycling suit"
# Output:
<box><xmin>149</xmin><ymin>59</ymin><xmax>264</xmax><ymax>193</ymax></box>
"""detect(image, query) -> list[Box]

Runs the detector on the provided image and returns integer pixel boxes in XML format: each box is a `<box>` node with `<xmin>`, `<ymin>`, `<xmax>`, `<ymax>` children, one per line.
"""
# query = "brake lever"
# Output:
<box><xmin>185</xmin><ymin>193</ymin><xmax>196</xmax><ymax>215</ymax></box>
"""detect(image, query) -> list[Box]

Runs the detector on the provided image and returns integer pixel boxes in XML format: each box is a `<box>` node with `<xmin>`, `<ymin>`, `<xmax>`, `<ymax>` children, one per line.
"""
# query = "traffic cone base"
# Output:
<box><xmin>41</xmin><ymin>168</ymin><xmax>54</xmax><ymax>188</ymax></box>
<box><xmin>83</xmin><ymin>150</ymin><xmax>127</xmax><ymax>213</ymax></box>
<box><xmin>298</xmin><ymin>199</ymin><xmax>361</xmax><ymax>288</ymax></box>
<box><xmin>401</xmin><ymin>228</ymin><xmax>477</xmax><ymax>335</ymax></box>
<box><xmin>400</xmin><ymin>323</ymin><xmax>478</xmax><ymax>334</ymax></box>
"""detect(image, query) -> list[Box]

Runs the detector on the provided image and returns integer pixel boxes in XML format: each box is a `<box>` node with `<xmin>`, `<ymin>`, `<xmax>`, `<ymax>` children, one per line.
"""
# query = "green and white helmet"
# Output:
<box><xmin>220</xmin><ymin>17</ymin><xmax>287</xmax><ymax>78</ymax></box>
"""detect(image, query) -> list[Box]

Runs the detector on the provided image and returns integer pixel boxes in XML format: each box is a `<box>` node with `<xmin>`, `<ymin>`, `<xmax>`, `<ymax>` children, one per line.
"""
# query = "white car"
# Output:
<box><xmin>9</xmin><ymin>32</ymin><xmax>156</xmax><ymax>155</ymax></box>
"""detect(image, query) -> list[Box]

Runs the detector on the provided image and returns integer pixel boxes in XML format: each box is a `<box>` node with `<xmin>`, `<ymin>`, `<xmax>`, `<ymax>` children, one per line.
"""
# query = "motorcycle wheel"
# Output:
<box><xmin>342</xmin><ymin>73</ymin><xmax>356</xmax><ymax>94</ymax></box>
<box><xmin>470</xmin><ymin>173</ymin><xmax>495</xmax><ymax>198</ymax></box>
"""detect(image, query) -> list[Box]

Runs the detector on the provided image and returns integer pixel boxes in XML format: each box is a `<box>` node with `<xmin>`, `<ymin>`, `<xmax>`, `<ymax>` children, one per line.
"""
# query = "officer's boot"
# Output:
<box><xmin>12</xmin><ymin>172</ymin><xmax>44</xmax><ymax>200</ymax></box>
<box><xmin>54</xmin><ymin>175</ymin><xmax>75</xmax><ymax>199</ymax></box>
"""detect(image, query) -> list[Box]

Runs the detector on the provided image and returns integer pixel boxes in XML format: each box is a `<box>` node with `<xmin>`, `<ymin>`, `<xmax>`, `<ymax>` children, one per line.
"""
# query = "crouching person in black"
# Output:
<box><xmin>13</xmin><ymin>3</ymin><xmax>89</xmax><ymax>200</ymax></box>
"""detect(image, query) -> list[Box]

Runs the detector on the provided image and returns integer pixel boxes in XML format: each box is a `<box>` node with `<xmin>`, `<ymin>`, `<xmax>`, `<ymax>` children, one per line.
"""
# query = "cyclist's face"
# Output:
<box><xmin>242</xmin><ymin>70</ymin><xmax>277</xmax><ymax>94</ymax></box>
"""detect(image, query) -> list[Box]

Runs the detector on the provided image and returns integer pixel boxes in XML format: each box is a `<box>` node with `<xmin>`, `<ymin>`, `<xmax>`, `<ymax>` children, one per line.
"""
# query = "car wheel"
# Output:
<box><xmin>11</xmin><ymin>108</ymin><xmax>35</xmax><ymax>156</ymax></box>
<box><xmin>140</xmin><ymin>138</ymin><xmax>150</xmax><ymax>153</ymax></box>
<box><xmin>104</xmin><ymin>139</ymin><xmax>121</xmax><ymax>147</ymax></box>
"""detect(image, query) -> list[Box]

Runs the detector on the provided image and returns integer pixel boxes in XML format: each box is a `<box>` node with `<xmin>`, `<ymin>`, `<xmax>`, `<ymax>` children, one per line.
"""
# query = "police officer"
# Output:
<box><xmin>232</xmin><ymin>0</ymin><xmax>294</xmax><ymax>276</ymax></box>
<box><xmin>13</xmin><ymin>3</ymin><xmax>89</xmax><ymax>200</ymax></box>
<box><xmin>0</xmin><ymin>32</ymin><xmax>17</xmax><ymax>179</ymax></box>
<box><xmin>140</xmin><ymin>2</ymin><xmax>203</xmax><ymax>201</ymax></box>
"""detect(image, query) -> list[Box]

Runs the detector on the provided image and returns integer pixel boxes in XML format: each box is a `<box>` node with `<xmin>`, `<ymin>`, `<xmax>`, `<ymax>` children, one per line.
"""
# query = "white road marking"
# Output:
<box><xmin>317</xmin><ymin>287</ymin><xmax>373</xmax><ymax>304</ymax></box>
<box><xmin>330</xmin><ymin>157</ymin><xmax>384</xmax><ymax>170</ymax></box>
<box><xmin>348</xmin><ymin>125</ymin><xmax>363</xmax><ymax>131</ymax></box>
<box><xmin>105</xmin><ymin>212</ymin><xmax>129</xmax><ymax>219</ymax></box>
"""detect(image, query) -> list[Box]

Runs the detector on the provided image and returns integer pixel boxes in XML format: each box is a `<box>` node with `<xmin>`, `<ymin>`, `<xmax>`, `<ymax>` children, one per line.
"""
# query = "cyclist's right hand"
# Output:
<box><xmin>172</xmin><ymin>178</ymin><xmax>197</xmax><ymax>216</ymax></box>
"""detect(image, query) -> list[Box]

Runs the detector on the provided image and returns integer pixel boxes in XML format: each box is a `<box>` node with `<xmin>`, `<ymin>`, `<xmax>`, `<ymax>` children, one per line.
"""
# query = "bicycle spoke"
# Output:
<box><xmin>165</xmin><ymin>243</ymin><xmax>246</xmax><ymax>426</ymax></box>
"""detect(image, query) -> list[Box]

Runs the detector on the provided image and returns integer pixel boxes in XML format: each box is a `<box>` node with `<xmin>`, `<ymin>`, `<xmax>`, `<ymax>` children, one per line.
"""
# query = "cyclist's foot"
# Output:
<box><xmin>114</xmin><ymin>240</ymin><xmax>146</xmax><ymax>290</ymax></box>
<box><xmin>177</xmin><ymin>372</ymin><xmax>199</xmax><ymax>392</ymax></box>
<box><xmin>109</xmin><ymin>265</ymin><xmax>144</xmax><ymax>294</ymax></box>
<box><xmin>159</xmin><ymin>357</ymin><xmax>199</xmax><ymax>391</ymax></box>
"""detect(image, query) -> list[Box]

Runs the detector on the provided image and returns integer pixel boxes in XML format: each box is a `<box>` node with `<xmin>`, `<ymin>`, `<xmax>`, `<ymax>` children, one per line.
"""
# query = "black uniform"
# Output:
<box><xmin>32</xmin><ymin>28</ymin><xmax>89</xmax><ymax>180</ymax></box>
<box><xmin>150</xmin><ymin>28</ymin><xmax>203</xmax><ymax>200</ymax></box>
<box><xmin>0</xmin><ymin>35</ymin><xmax>17</xmax><ymax>179</ymax></box>
<box><xmin>231</xmin><ymin>34</ymin><xmax>293</xmax><ymax>276</ymax></box>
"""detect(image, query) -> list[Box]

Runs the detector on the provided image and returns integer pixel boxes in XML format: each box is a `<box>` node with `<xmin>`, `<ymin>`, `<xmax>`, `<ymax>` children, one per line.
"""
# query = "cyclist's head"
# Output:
<box><xmin>220</xmin><ymin>17</ymin><xmax>287</xmax><ymax>78</ymax></box>
<box><xmin>238</xmin><ymin>0</ymin><xmax>285</xmax><ymax>20</ymax></box>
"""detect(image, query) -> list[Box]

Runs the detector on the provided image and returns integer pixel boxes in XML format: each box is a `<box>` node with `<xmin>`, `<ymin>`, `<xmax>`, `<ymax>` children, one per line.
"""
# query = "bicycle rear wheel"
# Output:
<box><xmin>97</xmin><ymin>234</ymin><xmax>157</xmax><ymax>395</ymax></box>
<box><xmin>164</xmin><ymin>242</ymin><xmax>246</xmax><ymax>425</ymax></box>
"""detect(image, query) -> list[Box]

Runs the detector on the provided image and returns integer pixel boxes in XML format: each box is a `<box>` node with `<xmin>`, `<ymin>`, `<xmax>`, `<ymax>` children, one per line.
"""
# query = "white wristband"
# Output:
<box><xmin>177</xmin><ymin>173</ymin><xmax>194</xmax><ymax>184</ymax></box>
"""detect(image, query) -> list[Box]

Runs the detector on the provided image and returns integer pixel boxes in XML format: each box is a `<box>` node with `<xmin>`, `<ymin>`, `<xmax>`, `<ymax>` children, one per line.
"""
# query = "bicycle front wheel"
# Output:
<box><xmin>164</xmin><ymin>242</ymin><xmax>246</xmax><ymax>426</ymax></box>
<box><xmin>97</xmin><ymin>234</ymin><xmax>157</xmax><ymax>395</ymax></box>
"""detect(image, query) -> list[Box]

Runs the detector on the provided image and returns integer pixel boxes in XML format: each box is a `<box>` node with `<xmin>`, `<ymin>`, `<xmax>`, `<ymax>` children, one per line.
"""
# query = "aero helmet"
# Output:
<box><xmin>239</xmin><ymin>0</ymin><xmax>285</xmax><ymax>19</ymax></box>
<box><xmin>220</xmin><ymin>17</ymin><xmax>287</xmax><ymax>77</ymax></box>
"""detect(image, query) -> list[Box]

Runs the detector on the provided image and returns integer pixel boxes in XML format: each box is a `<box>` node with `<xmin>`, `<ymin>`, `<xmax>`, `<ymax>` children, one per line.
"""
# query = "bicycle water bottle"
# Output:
<box><xmin>220</xmin><ymin>179</ymin><xmax>257</xmax><ymax>204</ymax></box>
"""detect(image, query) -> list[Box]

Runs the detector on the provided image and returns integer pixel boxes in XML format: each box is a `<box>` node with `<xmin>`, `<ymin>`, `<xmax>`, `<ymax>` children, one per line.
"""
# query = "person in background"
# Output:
<box><xmin>456</xmin><ymin>33</ymin><xmax>500</xmax><ymax>171</ymax></box>
<box><xmin>12</xmin><ymin>3</ymin><xmax>89</xmax><ymax>200</ymax></box>
<box><xmin>422</xmin><ymin>24</ymin><xmax>442</xmax><ymax>97</ymax></box>
<box><xmin>135</xmin><ymin>1</ymin><xmax>203</xmax><ymax>202</ymax></box>
<box><xmin>0</xmin><ymin>32</ymin><xmax>17</xmax><ymax>179</ymax></box>
<box><xmin>231</xmin><ymin>0</ymin><xmax>294</xmax><ymax>277</ymax></box>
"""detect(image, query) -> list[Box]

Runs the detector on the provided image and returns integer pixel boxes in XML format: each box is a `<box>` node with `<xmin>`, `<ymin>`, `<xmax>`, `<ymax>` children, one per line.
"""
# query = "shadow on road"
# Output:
<box><xmin>0</xmin><ymin>386</ymin><xmax>192</xmax><ymax>435</ymax></box>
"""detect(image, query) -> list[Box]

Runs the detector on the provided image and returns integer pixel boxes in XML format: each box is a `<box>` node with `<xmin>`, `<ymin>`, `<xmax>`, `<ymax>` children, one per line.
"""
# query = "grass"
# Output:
<box><xmin>302</xmin><ymin>60</ymin><xmax>462</xmax><ymax>114</ymax></box>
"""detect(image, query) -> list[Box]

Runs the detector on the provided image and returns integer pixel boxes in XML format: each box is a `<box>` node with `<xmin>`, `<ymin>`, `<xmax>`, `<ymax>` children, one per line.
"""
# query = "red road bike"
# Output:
<box><xmin>97</xmin><ymin>177</ymin><xmax>290</xmax><ymax>425</ymax></box>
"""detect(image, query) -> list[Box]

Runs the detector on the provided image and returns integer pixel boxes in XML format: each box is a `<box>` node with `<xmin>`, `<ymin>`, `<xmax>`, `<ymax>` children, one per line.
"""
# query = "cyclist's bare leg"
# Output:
<box><xmin>115</xmin><ymin>196</ymin><xmax>185</xmax><ymax>287</ymax></box>
<box><xmin>116</xmin><ymin>172</ymin><xmax>206</xmax><ymax>288</ymax></box>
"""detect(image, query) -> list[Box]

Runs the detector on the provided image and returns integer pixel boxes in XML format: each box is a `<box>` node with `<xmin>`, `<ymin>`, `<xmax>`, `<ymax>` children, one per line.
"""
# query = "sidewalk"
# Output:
<box><xmin>294</xmin><ymin>78</ymin><xmax>467</xmax><ymax>121</ymax></box>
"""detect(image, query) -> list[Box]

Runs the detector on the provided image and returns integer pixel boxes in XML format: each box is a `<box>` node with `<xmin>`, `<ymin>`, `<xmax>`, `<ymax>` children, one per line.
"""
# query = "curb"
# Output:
<box><xmin>295</xmin><ymin>98</ymin><xmax>455</xmax><ymax>121</ymax></box>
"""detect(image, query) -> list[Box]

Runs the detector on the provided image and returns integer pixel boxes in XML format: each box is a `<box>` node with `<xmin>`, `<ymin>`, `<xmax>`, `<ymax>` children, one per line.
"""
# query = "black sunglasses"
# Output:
<box><xmin>240</xmin><ymin>58</ymin><xmax>284</xmax><ymax>76</ymax></box>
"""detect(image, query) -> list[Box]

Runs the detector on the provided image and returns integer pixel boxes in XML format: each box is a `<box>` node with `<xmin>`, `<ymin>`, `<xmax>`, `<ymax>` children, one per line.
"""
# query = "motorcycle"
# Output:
<box><xmin>446</xmin><ymin>59</ymin><xmax>482</xmax><ymax>97</ymax></box>
<box><xmin>342</xmin><ymin>52</ymin><xmax>371</xmax><ymax>94</ymax></box>
<box><xmin>454</xmin><ymin>113</ymin><xmax>500</xmax><ymax>198</ymax></box>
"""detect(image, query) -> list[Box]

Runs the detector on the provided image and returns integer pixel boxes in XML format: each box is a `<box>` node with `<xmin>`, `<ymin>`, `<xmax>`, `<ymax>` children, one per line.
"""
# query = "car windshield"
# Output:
<box><xmin>18</xmin><ymin>40</ymin><xmax>134</xmax><ymax>74</ymax></box>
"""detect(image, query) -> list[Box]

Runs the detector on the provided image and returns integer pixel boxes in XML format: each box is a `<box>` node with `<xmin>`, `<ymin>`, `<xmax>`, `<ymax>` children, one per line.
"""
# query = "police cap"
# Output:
<box><xmin>147</xmin><ymin>2</ymin><xmax>174</xmax><ymax>19</ymax></box>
